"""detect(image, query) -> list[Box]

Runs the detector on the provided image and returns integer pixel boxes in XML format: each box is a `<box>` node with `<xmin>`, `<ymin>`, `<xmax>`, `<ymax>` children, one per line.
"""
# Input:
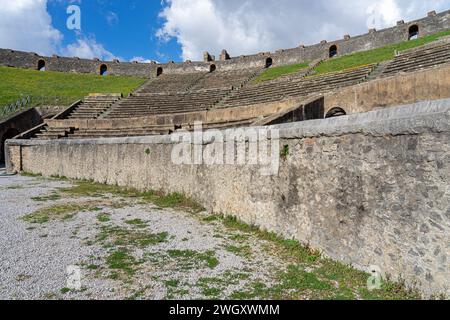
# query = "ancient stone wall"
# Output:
<box><xmin>1</xmin><ymin>10</ymin><xmax>449</xmax><ymax>76</ymax></box>
<box><xmin>0</xmin><ymin>108</ymin><xmax>43</xmax><ymax>163</ymax></box>
<box><xmin>324</xmin><ymin>63</ymin><xmax>450</xmax><ymax>115</ymax></box>
<box><xmin>6</xmin><ymin>100</ymin><xmax>450</xmax><ymax>297</ymax></box>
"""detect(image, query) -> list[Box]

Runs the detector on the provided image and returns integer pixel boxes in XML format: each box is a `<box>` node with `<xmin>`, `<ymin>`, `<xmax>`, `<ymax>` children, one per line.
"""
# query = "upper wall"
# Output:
<box><xmin>323</xmin><ymin>63</ymin><xmax>450</xmax><ymax>115</ymax></box>
<box><xmin>1</xmin><ymin>10</ymin><xmax>450</xmax><ymax>77</ymax></box>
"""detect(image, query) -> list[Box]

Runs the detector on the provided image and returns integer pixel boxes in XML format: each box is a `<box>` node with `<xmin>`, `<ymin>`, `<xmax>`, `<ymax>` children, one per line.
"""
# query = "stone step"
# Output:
<box><xmin>385</xmin><ymin>52</ymin><xmax>450</xmax><ymax>71</ymax></box>
<box><xmin>396</xmin><ymin>43</ymin><xmax>450</xmax><ymax>59</ymax></box>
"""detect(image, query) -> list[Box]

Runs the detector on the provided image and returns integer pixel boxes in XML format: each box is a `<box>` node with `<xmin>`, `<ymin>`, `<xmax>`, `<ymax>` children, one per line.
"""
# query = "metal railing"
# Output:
<box><xmin>0</xmin><ymin>96</ymin><xmax>31</xmax><ymax>119</ymax></box>
<box><xmin>0</xmin><ymin>95</ymin><xmax>78</xmax><ymax>120</ymax></box>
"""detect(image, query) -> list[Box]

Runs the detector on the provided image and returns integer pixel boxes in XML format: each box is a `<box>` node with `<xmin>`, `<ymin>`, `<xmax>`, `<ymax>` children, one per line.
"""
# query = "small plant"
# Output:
<box><xmin>145</xmin><ymin>148</ymin><xmax>151</xmax><ymax>155</ymax></box>
<box><xmin>280</xmin><ymin>145</ymin><xmax>290</xmax><ymax>159</ymax></box>
<box><xmin>167</xmin><ymin>250</ymin><xmax>219</xmax><ymax>270</ymax></box>
<box><xmin>106</xmin><ymin>249</ymin><xmax>138</xmax><ymax>276</ymax></box>
<box><xmin>97</xmin><ymin>213</ymin><xmax>111</xmax><ymax>223</ymax></box>
<box><xmin>86</xmin><ymin>264</ymin><xmax>99</xmax><ymax>270</ymax></box>
<box><xmin>165</xmin><ymin>279</ymin><xmax>180</xmax><ymax>288</ymax></box>
<box><xmin>31</xmin><ymin>193</ymin><xmax>61</xmax><ymax>202</ymax></box>
<box><xmin>225</xmin><ymin>245</ymin><xmax>252</xmax><ymax>258</ymax></box>
<box><xmin>125</xmin><ymin>219</ymin><xmax>148</xmax><ymax>227</ymax></box>
<box><xmin>60</xmin><ymin>287</ymin><xmax>71</xmax><ymax>294</ymax></box>
<box><xmin>20</xmin><ymin>172</ymin><xmax>41</xmax><ymax>177</ymax></box>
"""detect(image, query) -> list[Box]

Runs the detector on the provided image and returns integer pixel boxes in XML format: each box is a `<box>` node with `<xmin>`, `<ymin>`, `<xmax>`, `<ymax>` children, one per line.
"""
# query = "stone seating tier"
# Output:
<box><xmin>382</xmin><ymin>42</ymin><xmax>450</xmax><ymax>76</ymax></box>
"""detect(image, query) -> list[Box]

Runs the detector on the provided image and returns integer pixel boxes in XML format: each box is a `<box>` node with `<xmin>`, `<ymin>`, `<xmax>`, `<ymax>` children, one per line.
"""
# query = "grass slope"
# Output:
<box><xmin>314</xmin><ymin>29</ymin><xmax>450</xmax><ymax>75</ymax></box>
<box><xmin>0</xmin><ymin>66</ymin><xmax>146</xmax><ymax>106</ymax></box>
<box><xmin>253</xmin><ymin>62</ymin><xmax>309</xmax><ymax>83</ymax></box>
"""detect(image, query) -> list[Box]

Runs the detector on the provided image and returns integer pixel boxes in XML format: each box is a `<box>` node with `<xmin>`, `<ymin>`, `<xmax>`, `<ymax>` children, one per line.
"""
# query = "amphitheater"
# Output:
<box><xmin>1</xmin><ymin>10</ymin><xmax>449</xmax><ymax>298</ymax></box>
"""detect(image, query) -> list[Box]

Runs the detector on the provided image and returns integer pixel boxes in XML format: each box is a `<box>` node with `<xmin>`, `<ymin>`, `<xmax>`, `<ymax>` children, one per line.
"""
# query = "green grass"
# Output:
<box><xmin>253</xmin><ymin>30</ymin><xmax>450</xmax><ymax>84</ymax></box>
<box><xmin>225</xmin><ymin>245</ymin><xmax>252</xmax><ymax>258</ymax></box>
<box><xmin>253</xmin><ymin>62</ymin><xmax>310</xmax><ymax>83</ymax></box>
<box><xmin>97</xmin><ymin>213</ymin><xmax>111</xmax><ymax>223</ymax></box>
<box><xmin>165</xmin><ymin>279</ymin><xmax>180</xmax><ymax>288</ymax></box>
<box><xmin>125</xmin><ymin>219</ymin><xmax>148</xmax><ymax>227</ymax></box>
<box><xmin>217</xmin><ymin>215</ymin><xmax>421</xmax><ymax>300</ymax></box>
<box><xmin>0</xmin><ymin>66</ymin><xmax>146</xmax><ymax>107</ymax></box>
<box><xmin>313</xmin><ymin>29</ymin><xmax>450</xmax><ymax>75</ymax></box>
<box><xmin>222</xmin><ymin>216</ymin><xmax>321</xmax><ymax>264</ymax></box>
<box><xmin>21</xmin><ymin>199</ymin><xmax>123</xmax><ymax>224</ymax></box>
<box><xmin>60</xmin><ymin>287</ymin><xmax>71</xmax><ymax>294</ymax></box>
<box><xmin>58</xmin><ymin>179</ymin><xmax>204</xmax><ymax>213</ymax></box>
<box><xmin>31</xmin><ymin>193</ymin><xmax>61</xmax><ymax>202</ymax></box>
<box><xmin>167</xmin><ymin>250</ymin><xmax>220</xmax><ymax>270</ymax></box>
<box><xmin>21</xmin><ymin>203</ymin><xmax>91</xmax><ymax>224</ymax></box>
<box><xmin>96</xmin><ymin>225</ymin><xmax>169</xmax><ymax>248</ymax></box>
<box><xmin>106</xmin><ymin>249</ymin><xmax>138</xmax><ymax>276</ymax></box>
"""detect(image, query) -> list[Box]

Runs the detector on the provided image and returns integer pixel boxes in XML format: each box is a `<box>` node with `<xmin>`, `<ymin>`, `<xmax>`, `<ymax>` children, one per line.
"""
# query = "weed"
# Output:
<box><xmin>225</xmin><ymin>245</ymin><xmax>252</xmax><ymax>258</ymax></box>
<box><xmin>106</xmin><ymin>249</ymin><xmax>138</xmax><ymax>276</ymax></box>
<box><xmin>280</xmin><ymin>145</ymin><xmax>290</xmax><ymax>159</ymax></box>
<box><xmin>97</xmin><ymin>213</ymin><xmax>111</xmax><ymax>223</ymax></box>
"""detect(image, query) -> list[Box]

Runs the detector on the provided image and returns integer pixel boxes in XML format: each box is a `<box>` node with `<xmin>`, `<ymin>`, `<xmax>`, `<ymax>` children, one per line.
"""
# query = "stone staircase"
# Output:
<box><xmin>67</xmin><ymin>94</ymin><xmax>121</xmax><ymax>119</ymax></box>
<box><xmin>366</xmin><ymin>61</ymin><xmax>390</xmax><ymax>81</ymax></box>
<box><xmin>32</xmin><ymin>126</ymin><xmax>78</xmax><ymax>140</ymax></box>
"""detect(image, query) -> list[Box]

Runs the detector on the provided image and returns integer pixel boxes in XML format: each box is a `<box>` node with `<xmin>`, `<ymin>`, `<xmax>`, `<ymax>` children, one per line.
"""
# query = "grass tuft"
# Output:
<box><xmin>106</xmin><ymin>249</ymin><xmax>138</xmax><ymax>276</ymax></box>
<box><xmin>167</xmin><ymin>250</ymin><xmax>220</xmax><ymax>270</ymax></box>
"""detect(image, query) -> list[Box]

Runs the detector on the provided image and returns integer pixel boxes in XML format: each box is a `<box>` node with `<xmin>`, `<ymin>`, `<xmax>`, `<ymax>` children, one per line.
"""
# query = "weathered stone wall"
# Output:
<box><xmin>0</xmin><ymin>108</ymin><xmax>43</xmax><ymax>163</ymax></box>
<box><xmin>324</xmin><ymin>63</ymin><xmax>450</xmax><ymax>115</ymax></box>
<box><xmin>1</xmin><ymin>10</ymin><xmax>449</xmax><ymax>76</ymax></box>
<box><xmin>6</xmin><ymin>100</ymin><xmax>450</xmax><ymax>297</ymax></box>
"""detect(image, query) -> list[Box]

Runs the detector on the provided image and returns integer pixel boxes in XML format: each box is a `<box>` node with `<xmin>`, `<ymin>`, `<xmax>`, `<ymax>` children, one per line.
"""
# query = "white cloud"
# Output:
<box><xmin>157</xmin><ymin>0</ymin><xmax>450</xmax><ymax>61</ymax></box>
<box><xmin>0</xmin><ymin>0</ymin><xmax>120</xmax><ymax>61</ymax></box>
<box><xmin>0</xmin><ymin>0</ymin><xmax>62</xmax><ymax>55</ymax></box>
<box><xmin>130</xmin><ymin>56</ymin><xmax>155</xmax><ymax>63</ymax></box>
<box><xmin>61</xmin><ymin>36</ymin><xmax>120</xmax><ymax>61</ymax></box>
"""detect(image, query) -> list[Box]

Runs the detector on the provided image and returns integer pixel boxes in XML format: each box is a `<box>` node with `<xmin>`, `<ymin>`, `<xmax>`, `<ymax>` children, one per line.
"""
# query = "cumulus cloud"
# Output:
<box><xmin>157</xmin><ymin>0</ymin><xmax>450</xmax><ymax>61</ymax></box>
<box><xmin>130</xmin><ymin>56</ymin><xmax>155</xmax><ymax>63</ymax></box>
<box><xmin>0</xmin><ymin>0</ymin><xmax>119</xmax><ymax>61</ymax></box>
<box><xmin>0</xmin><ymin>0</ymin><xmax>62</xmax><ymax>55</ymax></box>
<box><xmin>61</xmin><ymin>36</ymin><xmax>120</xmax><ymax>61</ymax></box>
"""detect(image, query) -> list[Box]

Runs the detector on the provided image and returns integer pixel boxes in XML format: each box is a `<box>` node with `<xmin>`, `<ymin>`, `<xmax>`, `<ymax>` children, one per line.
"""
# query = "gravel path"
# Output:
<box><xmin>0</xmin><ymin>175</ymin><xmax>290</xmax><ymax>300</ymax></box>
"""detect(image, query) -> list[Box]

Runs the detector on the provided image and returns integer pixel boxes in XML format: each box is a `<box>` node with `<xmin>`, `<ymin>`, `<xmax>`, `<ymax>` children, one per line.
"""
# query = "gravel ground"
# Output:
<box><xmin>0</xmin><ymin>174</ymin><xmax>291</xmax><ymax>300</ymax></box>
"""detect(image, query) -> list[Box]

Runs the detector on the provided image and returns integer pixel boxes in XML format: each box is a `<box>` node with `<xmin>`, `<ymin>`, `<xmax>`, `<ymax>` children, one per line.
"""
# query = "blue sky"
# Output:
<box><xmin>47</xmin><ymin>0</ymin><xmax>181</xmax><ymax>62</ymax></box>
<box><xmin>1</xmin><ymin>0</ymin><xmax>450</xmax><ymax>63</ymax></box>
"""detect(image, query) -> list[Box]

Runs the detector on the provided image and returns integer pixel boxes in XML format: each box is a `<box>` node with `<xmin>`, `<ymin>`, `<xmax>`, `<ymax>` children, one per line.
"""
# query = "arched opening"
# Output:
<box><xmin>209</xmin><ymin>64</ymin><xmax>216</xmax><ymax>73</ymax></box>
<box><xmin>265</xmin><ymin>57</ymin><xmax>273</xmax><ymax>68</ymax></box>
<box><xmin>156</xmin><ymin>67</ymin><xmax>163</xmax><ymax>77</ymax></box>
<box><xmin>329</xmin><ymin>45</ymin><xmax>338</xmax><ymax>58</ymax></box>
<box><xmin>325</xmin><ymin>107</ymin><xmax>347</xmax><ymax>118</ymax></box>
<box><xmin>37</xmin><ymin>59</ymin><xmax>46</xmax><ymax>71</ymax></box>
<box><xmin>99</xmin><ymin>64</ymin><xmax>108</xmax><ymax>76</ymax></box>
<box><xmin>1</xmin><ymin>128</ymin><xmax>20</xmax><ymax>164</ymax></box>
<box><xmin>408</xmin><ymin>25</ymin><xmax>419</xmax><ymax>40</ymax></box>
